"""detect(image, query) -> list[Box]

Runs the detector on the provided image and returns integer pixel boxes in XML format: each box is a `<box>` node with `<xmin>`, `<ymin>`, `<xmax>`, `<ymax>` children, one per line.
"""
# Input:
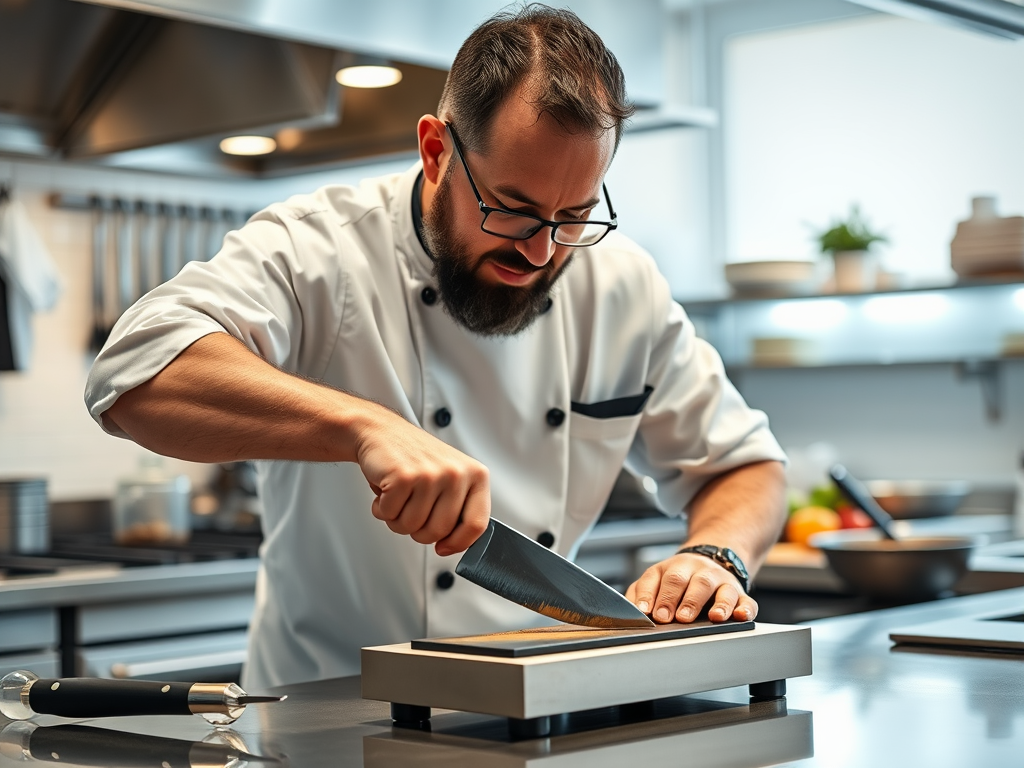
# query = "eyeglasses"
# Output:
<box><xmin>445</xmin><ymin>122</ymin><xmax>617</xmax><ymax>247</ymax></box>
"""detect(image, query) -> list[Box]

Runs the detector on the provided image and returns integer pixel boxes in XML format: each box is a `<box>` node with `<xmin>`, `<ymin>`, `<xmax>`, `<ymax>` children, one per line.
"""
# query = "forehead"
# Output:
<box><xmin>469</xmin><ymin>93</ymin><xmax>615</xmax><ymax>206</ymax></box>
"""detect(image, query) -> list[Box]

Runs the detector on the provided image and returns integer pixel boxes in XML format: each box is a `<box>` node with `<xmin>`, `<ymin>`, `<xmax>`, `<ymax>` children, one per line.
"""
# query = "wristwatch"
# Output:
<box><xmin>675</xmin><ymin>545</ymin><xmax>750</xmax><ymax>593</ymax></box>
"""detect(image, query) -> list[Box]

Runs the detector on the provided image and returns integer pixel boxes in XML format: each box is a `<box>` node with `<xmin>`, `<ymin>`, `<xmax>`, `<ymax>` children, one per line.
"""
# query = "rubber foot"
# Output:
<box><xmin>508</xmin><ymin>715</ymin><xmax>551</xmax><ymax>740</ymax></box>
<box><xmin>749</xmin><ymin>679</ymin><xmax>787</xmax><ymax>700</ymax></box>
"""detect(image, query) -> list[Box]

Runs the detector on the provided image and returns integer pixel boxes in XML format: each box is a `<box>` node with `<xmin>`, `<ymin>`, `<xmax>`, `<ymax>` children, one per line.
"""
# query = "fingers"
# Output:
<box><xmin>640</xmin><ymin>555</ymin><xmax>750</xmax><ymax>624</ymax></box>
<box><xmin>628</xmin><ymin>566</ymin><xmax>667</xmax><ymax>616</ymax></box>
<box><xmin>435</xmin><ymin>480</ymin><xmax>490</xmax><ymax>556</ymax></box>
<box><xmin>359</xmin><ymin>415</ymin><xmax>490</xmax><ymax>554</ymax></box>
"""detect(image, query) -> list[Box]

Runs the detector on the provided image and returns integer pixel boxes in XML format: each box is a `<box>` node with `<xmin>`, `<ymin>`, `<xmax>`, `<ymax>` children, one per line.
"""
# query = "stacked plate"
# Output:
<box><xmin>0</xmin><ymin>478</ymin><xmax>50</xmax><ymax>554</ymax></box>
<box><xmin>951</xmin><ymin>215</ymin><xmax>1024</xmax><ymax>277</ymax></box>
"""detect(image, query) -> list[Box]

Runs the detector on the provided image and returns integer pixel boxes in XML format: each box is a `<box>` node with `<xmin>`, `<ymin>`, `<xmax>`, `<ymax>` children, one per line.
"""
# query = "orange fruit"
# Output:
<box><xmin>785</xmin><ymin>506</ymin><xmax>842</xmax><ymax>546</ymax></box>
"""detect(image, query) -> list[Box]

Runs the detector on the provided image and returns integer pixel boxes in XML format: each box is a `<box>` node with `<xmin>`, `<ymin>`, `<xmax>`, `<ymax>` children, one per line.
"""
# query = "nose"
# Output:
<box><xmin>513</xmin><ymin>227</ymin><xmax>558</xmax><ymax>267</ymax></box>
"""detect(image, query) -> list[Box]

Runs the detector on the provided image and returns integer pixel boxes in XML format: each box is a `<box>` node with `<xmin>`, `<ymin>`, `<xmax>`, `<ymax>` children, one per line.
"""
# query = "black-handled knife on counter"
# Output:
<box><xmin>0</xmin><ymin>670</ymin><xmax>285</xmax><ymax>725</ymax></box>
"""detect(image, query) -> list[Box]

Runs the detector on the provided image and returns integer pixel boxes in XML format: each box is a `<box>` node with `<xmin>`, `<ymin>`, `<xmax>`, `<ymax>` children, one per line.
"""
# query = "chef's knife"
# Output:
<box><xmin>456</xmin><ymin>519</ymin><xmax>655</xmax><ymax>629</ymax></box>
<box><xmin>0</xmin><ymin>671</ymin><xmax>285</xmax><ymax>725</ymax></box>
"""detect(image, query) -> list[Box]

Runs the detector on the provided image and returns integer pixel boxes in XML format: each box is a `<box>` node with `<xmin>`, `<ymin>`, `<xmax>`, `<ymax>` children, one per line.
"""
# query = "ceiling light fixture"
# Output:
<box><xmin>335</xmin><ymin>53</ymin><xmax>402</xmax><ymax>88</ymax></box>
<box><xmin>219</xmin><ymin>135</ymin><xmax>277</xmax><ymax>156</ymax></box>
<box><xmin>336</xmin><ymin>64</ymin><xmax>403</xmax><ymax>88</ymax></box>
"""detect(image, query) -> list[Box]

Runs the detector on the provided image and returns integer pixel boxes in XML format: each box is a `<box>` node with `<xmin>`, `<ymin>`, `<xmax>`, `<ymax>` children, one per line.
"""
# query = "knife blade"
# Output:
<box><xmin>456</xmin><ymin>519</ymin><xmax>655</xmax><ymax>629</ymax></box>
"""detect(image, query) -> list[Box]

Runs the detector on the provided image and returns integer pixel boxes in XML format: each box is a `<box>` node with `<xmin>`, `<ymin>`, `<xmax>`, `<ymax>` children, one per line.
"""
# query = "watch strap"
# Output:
<box><xmin>675</xmin><ymin>545</ymin><xmax>750</xmax><ymax>593</ymax></box>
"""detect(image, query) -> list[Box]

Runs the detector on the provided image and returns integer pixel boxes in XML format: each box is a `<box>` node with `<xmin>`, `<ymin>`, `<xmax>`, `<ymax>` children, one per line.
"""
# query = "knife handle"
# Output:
<box><xmin>29</xmin><ymin>679</ymin><xmax>193</xmax><ymax>718</ymax></box>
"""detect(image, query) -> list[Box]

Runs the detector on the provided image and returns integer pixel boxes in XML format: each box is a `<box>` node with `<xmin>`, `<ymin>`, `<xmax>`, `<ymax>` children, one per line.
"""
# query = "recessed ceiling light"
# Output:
<box><xmin>336</xmin><ymin>65</ymin><xmax>403</xmax><ymax>88</ymax></box>
<box><xmin>219</xmin><ymin>135</ymin><xmax>277</xmax><ymax>156</ymax></box>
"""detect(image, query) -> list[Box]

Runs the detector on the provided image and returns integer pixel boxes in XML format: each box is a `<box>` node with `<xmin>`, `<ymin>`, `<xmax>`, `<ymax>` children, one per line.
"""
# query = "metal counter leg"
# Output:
<box><xmin>749</xmin><ymin>679</ymin><xmax>786</xmax><ymax>700</ymax></box>
<box><xmin>391</xmin><ymin>702</ymin><xmax>431</xmax><ymax>727</ymax></box>
<box><xmin>508</xmin><ymin>715</ymin><xmax>551</xmax><ymax>740</ymax></box>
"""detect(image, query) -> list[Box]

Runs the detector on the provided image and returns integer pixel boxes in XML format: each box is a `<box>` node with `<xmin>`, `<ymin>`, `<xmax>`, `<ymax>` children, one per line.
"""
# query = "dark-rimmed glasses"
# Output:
<box><xmin>445</xmin><ymin>122</ymin><xmax>617</xmax><ymax>247</ymax></box>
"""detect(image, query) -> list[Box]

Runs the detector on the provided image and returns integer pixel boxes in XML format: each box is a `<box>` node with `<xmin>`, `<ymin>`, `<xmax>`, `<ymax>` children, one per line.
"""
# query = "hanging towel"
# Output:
<box><xmin>0</xmin><ymin>192</ymin><xmax>62</xmax><ymax>371</ymax></box>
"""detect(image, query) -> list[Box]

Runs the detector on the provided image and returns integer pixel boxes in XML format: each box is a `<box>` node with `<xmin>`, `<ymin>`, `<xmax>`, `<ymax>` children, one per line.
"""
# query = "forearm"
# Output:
<box><xmin>681</xmin><ymin>460</ymin><xmax>787</xmax><ymax>576</ymax></box>
<box><xmin>105</xmin><ymin>332</ymin><xmax>387</xmax><ymax>464</ymax></box>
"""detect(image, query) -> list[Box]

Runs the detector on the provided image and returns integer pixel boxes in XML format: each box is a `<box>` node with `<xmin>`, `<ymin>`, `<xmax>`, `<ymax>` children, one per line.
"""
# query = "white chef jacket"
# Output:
<box><xmin>85</xmin><ymin>164</ymin><xmax>785</xmax><ymax>689</ymax></box>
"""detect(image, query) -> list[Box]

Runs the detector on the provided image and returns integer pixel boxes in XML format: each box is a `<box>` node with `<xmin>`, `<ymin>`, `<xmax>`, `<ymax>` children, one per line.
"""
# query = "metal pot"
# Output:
<box><xmin>811</xmin><ymin>529</ymin><xmax>973</xmax><ymax>602</ymax></box>
<box><xmin>863</xmin><ymin>480</ymin><xmax>971</xmax><ymax>519</ymax></box>
<box><xmin>0</xmin><ymin>478</ymin><xmax>49</xmax><ymax>554</ymax></box>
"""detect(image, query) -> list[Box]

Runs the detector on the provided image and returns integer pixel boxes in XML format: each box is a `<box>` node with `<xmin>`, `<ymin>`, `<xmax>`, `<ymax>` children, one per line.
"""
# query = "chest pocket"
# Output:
<box><xmin>564</xmin><ymin>386</ymin><xmax>652</xmax><ymax>523</ymax></box>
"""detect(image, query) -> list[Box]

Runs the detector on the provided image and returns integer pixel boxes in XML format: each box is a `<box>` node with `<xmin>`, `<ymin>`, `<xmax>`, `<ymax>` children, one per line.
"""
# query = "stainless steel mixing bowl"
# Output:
<box><xmin>863</xmin><ymin>480</ymin><xmax>971</xmax><ymax>519</ymax></box>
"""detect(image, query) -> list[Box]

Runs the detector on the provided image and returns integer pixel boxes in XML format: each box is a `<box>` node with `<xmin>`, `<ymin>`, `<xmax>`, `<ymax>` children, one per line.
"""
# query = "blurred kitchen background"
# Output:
<box><xmin>1</xmin><ymin>0</ymin><xmax>1024</xmax><ymax>678</ymax></box>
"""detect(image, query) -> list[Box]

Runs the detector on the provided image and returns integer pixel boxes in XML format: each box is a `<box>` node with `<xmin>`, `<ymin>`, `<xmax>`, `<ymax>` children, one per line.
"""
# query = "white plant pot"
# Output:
<box><xmin>831</xmin><ymin>250</ymin><xmax>878</xmax><ymax>293</ymax></box>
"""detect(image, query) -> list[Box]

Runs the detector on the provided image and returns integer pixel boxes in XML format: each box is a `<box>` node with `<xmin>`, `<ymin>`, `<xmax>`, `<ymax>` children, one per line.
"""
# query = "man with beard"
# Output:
<box><xmin>85</xmin><ymin>5</ymin><xmax>787</xmax><ymax>690</ymax></box>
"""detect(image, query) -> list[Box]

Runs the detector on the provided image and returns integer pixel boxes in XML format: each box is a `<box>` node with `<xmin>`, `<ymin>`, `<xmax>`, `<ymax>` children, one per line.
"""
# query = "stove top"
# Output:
<box><xmin>0</xmin><ymin>530</ymin><xmax>261</xmax><ymax>580</ymax></box>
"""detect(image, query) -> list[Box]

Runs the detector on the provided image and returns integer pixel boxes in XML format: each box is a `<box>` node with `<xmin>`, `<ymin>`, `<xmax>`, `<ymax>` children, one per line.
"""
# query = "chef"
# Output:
<box><xmin>85</xmin><ymin>5</ymin><xmax>787</xmax><ymax>689</ymax></box>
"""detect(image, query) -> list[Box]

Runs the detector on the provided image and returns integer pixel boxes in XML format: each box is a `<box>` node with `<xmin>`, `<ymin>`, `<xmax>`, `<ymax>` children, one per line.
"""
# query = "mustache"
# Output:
<box><xmin>480</xmin><ymin>250</ymin><xmax>548</xmax><ymax>275</ymax></box>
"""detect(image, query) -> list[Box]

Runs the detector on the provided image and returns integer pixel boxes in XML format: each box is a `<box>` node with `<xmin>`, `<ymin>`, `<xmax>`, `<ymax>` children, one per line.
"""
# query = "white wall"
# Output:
<box><xmin>724</xmin><ymin>13</ymin><xmax>1024</xmax><ymax>284</ymax></box>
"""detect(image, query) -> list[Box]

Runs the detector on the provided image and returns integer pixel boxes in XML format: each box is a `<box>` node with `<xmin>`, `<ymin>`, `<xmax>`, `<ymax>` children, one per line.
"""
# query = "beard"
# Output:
<box><xmin>422</xmin><ymin>164</ymin><xmax>574</xmax><ymax>337</ymax></box>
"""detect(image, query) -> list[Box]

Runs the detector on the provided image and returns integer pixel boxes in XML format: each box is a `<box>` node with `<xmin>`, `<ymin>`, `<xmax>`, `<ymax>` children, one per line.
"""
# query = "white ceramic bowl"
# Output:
<box><xmin>724</xmin><ymin>260</ymin><xmax>819</xmax><ymax>297</ymax></box>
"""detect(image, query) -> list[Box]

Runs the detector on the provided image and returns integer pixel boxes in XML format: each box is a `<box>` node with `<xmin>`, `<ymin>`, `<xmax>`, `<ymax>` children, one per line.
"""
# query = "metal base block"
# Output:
<box><xmin>749</xmin><ymin>679</ymin><xmax>787</xmax><ymax>700</ymax></box>
<box><xmin>364</xmin><ymin>623</ymin><xmax>811</xmax><ymax>724</ymax></box>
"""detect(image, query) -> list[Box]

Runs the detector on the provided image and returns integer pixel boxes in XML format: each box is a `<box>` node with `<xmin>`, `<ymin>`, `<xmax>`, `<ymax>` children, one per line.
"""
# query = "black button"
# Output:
<box><xmin>436</xmin><ymin>571</ymin><xmax>455</xmax><ymax>590</ymax></box>
<box><xmin>546</xmin><ymin>408</ymin><xmax>565</xmax><ymax>427</ymax></box>
<box><xmin>434</xmin><ymin>408</ymin><xmax>451</xmax><ymax>427</ymax></box>
<box><xmin>421</xmin><ymin>286</ymin><xmax>437</xmax><ymax>306</ymax></box>
<box><xmin>541</xmin><ymin>296</ymin><xmax>553</xmax><ymax>314</ymax></box>
<box><xmin>537</xmin><ymin>531</ymin><xmax>555</xmax><ymax>548</ymax></box>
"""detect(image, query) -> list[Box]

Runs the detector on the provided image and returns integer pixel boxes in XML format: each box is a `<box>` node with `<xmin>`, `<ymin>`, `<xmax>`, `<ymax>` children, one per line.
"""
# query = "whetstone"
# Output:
<box><xmin>411</xmin><ymin>620</ymin><xmax>755</xmax><ymax>657</ymax></box>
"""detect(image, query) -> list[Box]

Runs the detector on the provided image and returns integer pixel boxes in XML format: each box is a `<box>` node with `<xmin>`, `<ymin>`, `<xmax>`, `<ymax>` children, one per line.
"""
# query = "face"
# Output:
<box><xmin>421</xmin><ymin>95</ymin><xmax>615</xmax><ymax>337</ymax></box>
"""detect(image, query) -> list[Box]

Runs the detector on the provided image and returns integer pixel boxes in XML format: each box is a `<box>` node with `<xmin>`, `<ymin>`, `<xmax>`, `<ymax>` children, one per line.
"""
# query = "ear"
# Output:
<box><xmin>417</xmin><ymin>115</ymin><xmax>448</xmax><ymax>186</ymax></box>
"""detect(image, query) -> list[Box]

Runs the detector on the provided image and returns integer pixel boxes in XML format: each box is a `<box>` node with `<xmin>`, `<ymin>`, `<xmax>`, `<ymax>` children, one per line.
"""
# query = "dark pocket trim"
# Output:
<box><xmin>570</xmin><ymin>385</ymin><xmax>654</xmax><ymax>419</ymax></box>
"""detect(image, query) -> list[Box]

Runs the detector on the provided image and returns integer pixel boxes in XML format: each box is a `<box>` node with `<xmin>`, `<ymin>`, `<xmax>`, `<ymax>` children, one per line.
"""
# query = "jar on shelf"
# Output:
<box><xmin>112</xmin><ymin>454</ymin><xmax>191</xmax><ymax>546</ymax></box>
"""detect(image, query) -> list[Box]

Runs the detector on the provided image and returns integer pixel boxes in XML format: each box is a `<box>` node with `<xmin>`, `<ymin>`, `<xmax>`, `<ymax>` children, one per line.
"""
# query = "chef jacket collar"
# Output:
<box><xmin>410</xmin><ymin>170</ymin><xmax>430</xmax><ymax>258</ymax></box>
<box><xmin>394</xmin><ymin>163</ymin><xmax>435</xmax><ymax>281</ymax></box>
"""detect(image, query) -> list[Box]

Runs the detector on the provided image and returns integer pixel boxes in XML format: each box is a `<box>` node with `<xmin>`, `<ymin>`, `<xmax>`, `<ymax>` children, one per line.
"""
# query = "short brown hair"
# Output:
<box><xmin>439</xmin><ymin>4</ymin><xmax>634</xmax><ymax>154</ymax></box>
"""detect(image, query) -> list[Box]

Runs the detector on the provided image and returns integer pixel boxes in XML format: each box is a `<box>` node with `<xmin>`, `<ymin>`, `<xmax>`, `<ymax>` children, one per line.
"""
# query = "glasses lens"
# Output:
<box><xmin>553</xmin><ymin>222</ymin><xmax>610</xmax><ymax>246</ymax></box>
<box><xmin>481</xmin><ymin>210</ymin><xmax>544</xmax><ymax>240</ymax></box>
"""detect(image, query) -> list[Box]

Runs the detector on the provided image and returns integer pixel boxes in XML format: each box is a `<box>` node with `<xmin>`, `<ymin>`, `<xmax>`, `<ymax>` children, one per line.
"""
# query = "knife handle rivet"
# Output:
<box><xmin>161</xmin><ymin>685</ymin><xmax>171</xmax><ymax>693</ymax></box>
<box><xmin>50</xmin><ymin>682</ymin><xmax>59</xmax><ymax>691</ymax></box>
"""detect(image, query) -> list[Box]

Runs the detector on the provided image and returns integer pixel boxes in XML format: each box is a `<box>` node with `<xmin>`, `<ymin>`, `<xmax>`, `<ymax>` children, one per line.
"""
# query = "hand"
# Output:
<box><xmin>352</xmin><ymin>405</ymin><xmax>491</xmax><ymax>557</ymax></box>
<box><xmin>626</xmin><ymin>554</ymin><xmax>758</xmax><ymax>624</ymax></box>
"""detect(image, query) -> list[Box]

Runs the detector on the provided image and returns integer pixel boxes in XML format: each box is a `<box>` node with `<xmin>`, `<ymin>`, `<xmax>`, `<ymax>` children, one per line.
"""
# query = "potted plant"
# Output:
<box><xmin>815</xmin><ymin>205</ymin><xmax>888</xmax><ymax>293</ymax></box>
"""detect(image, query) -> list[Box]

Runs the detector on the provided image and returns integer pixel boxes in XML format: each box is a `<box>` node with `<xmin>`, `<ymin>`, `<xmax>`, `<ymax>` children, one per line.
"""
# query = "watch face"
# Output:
<box><xmin>722</xmin><ymin>548</ymin><xmax>748</xmax><ymax>576</ymax></box>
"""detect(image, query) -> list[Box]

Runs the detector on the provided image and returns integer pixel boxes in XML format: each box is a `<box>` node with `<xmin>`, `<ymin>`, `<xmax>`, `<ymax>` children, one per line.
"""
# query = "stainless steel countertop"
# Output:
<box><xmin>2</xmin><ymin>587</ymin><xmax>1022</xmax><ymax>767</ymax></box>
<box><xmin>0</xmin><ymin>559</ymin><xmax>259</xmax><ymax>611</ymax></box>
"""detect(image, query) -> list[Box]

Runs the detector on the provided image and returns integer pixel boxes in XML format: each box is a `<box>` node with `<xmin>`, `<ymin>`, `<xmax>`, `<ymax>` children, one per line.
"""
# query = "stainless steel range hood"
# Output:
<box><xmin>0</xmin><ymin>0</ymin><xmax>691</xmax><ymax>178</ymax></box>
<box><xmin>851</xmin><ymin>0</ymin><xmax>1024</xmax><ymax>38</ymax></box>
<box><xmin>0</xmin><ymin>0</ymin><xmax>451</xmax><ymax>177</ymax></box>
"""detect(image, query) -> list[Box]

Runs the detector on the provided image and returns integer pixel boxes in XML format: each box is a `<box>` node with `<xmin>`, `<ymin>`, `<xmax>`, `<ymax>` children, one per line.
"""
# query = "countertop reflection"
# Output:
<box><xmin>2</xmin><ymin>587</ymin><xmax>1023</xmax><ymax>767</ymax></box>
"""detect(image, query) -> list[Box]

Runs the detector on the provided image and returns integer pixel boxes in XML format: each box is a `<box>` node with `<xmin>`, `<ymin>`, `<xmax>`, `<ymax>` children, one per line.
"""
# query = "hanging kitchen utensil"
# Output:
<box><xmin>180</xmin><ymin>205</ymin><xmax>198</xmax><ymax>266</ymax></box>
<box><xmin>135</xmin><ymin>200</ymin><xmax>156</xmax><ymax>299</ymax></box>
<box><xmin>157</xmin><ymin>202</ymin><xmax>178</xmax><ymax>283</ymax></box>
<box><xmin>829</xmin><ymin>464</ymin><xmax>899</xmax><ymax>540</ymax></box>
<box><xmin>88</xmin><ymin>197</ymin><xmax>110</xmax><ymax>353</ymax></box>
<box><xmin>114</xmin><ymin>199</ymin><xmax>135</xmax><ymax>323</ymax></box>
